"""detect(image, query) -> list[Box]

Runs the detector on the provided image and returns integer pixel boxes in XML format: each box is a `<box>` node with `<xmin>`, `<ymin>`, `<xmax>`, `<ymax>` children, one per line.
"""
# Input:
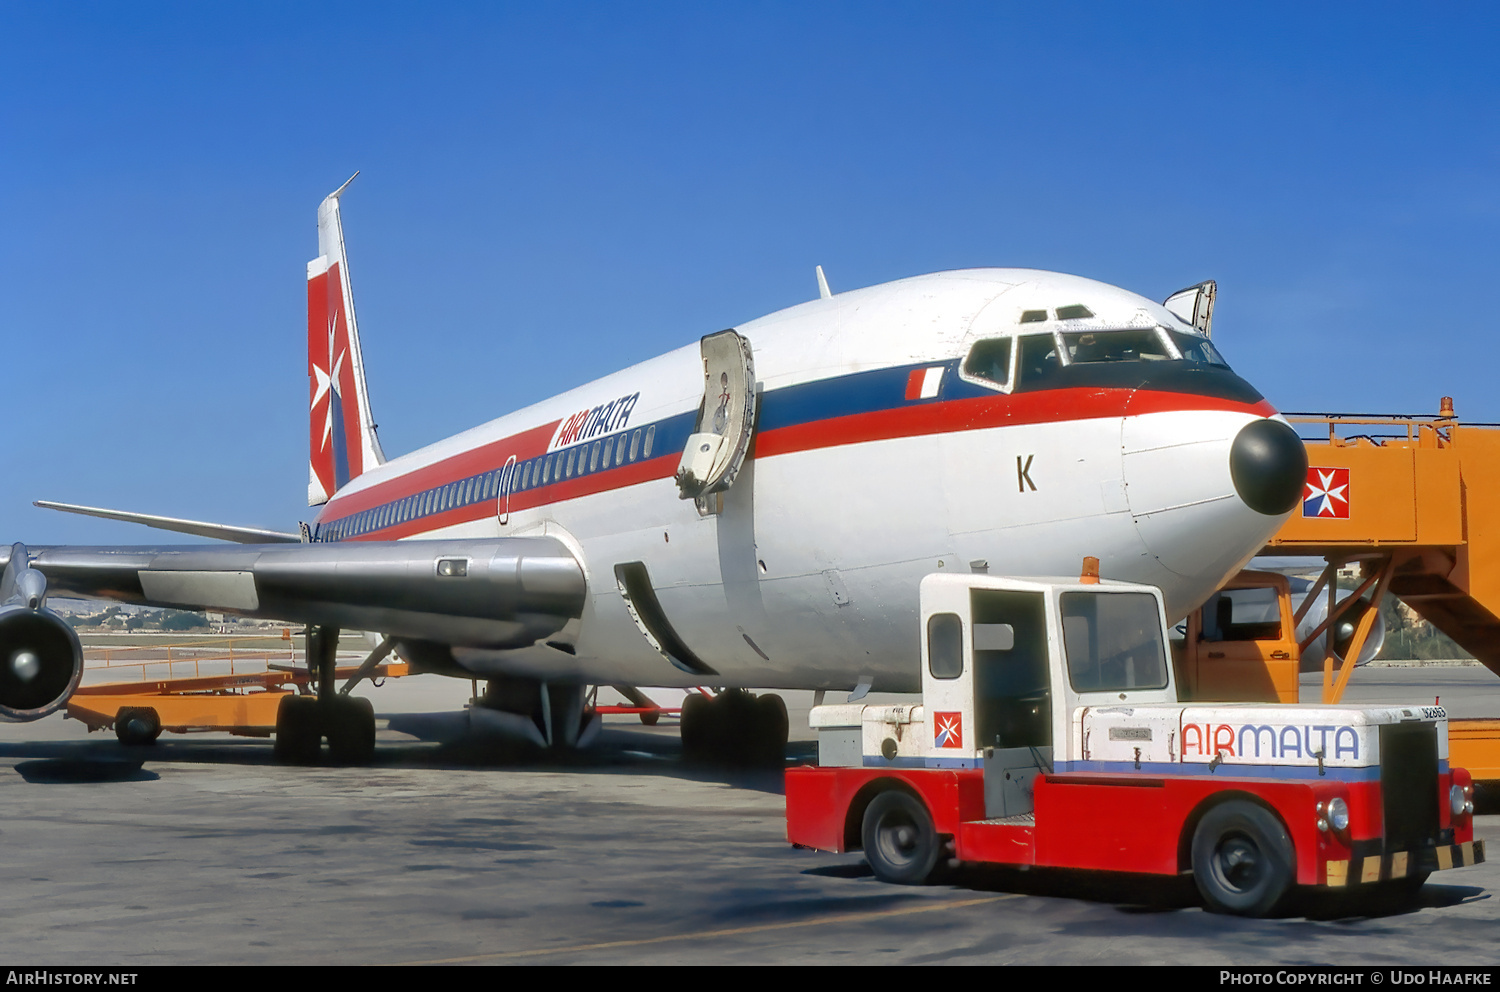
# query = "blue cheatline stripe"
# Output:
<box><xmin>1056</xmin><ymin>759</ymin><xmax>1384</xmax><ymax>782</ymax></box>
<box><xmin>757</xmin><ymin>362</ymin><xmax>950</xmax><ymax>433</ymax></box>
<box><xmin>862</xmin><ymin>755</ymin><xmax>981</xmax><ymax>770</ymax></box>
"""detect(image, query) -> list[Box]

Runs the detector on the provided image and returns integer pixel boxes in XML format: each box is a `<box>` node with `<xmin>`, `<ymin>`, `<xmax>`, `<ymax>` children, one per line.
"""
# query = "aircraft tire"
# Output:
<box><xmin>115</xmin><ymin>707</ymin><xmax>161</xmax><ymax>746</ymax></box>
<box><xmin>679</xmin><ymin>692</ymin><xmax>715</xmax><ymax>762</ymax></box>
<box><xmin>325</xmin><ymin>696</ymin><xmax>376</xmax><ymax>766</ymax></box>
<box><xmin>274</xmin><ymin>695</ymin><xmax>323</xmax><ymax>765</ymax></box>
<box><xmin>751</xmin><ymin>693</ymin><xmax>788</xmax><ymax>767</ymax></box>
<box><xmin>862</xmin><ymin>790</ymin><xmax>941</xmax><ymax>885</ymax></box>
<box><xmin>1191</xmin><ymin>800</ymin><xmax>1295</xmax><ymax>916</ymax></box>
<box><xmin>717</xmin><ymin>690</ymin><xmax>758</xmax><ymax>765</ymax></box>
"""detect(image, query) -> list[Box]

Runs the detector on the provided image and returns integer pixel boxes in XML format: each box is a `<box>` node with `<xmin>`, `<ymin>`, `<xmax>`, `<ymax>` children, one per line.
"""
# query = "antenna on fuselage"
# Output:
<box><xmin>815</xmin><ymin>265</ymin><xmax>832</xmax><ymax>300</ymax></box>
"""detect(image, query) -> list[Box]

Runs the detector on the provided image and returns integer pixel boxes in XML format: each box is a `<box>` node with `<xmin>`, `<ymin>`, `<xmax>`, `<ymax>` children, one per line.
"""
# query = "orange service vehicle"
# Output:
<box><xmin>1177</xmin><ymin>401</ymin><xmax>1500</xmax><ymax>782</ymax></box>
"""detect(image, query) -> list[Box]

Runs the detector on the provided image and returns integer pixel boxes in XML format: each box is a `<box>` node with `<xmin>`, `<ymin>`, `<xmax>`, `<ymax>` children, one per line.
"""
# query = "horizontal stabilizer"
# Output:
<box><xmin>33</xmin><ymin>501</ymin><xmax>301</xmax><ymax>545</ymax></box>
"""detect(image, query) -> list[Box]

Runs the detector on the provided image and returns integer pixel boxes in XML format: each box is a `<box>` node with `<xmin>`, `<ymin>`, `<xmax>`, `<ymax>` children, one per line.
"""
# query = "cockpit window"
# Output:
<box><xmin>1017</xmin><ymin>332</ymin><xmax>1062</xmax><ymax>385</ymax></box>
<box><xmin>1019</xmin><ymin>309</ymin><xmax>1048</xmax><ymax>324</ymax></box>
<box><xmin>1061</xmin><ymin>328</ymin><xmax>1174</xmax><ymax>364</ymax></box>
<box><xmin>962</xmin><ymin>337</ymin><xmax>1013</xmax><ymax>388</ymax></box>
<box><xmin>1168</xmin><ymin>329</ymin><xmax>1230</xmax><ymax>367</ymax></box>
<box><xmin>1055</xmin><ymin>304</ymin><xmax>1094</xmax><ymax>320</ymax></box>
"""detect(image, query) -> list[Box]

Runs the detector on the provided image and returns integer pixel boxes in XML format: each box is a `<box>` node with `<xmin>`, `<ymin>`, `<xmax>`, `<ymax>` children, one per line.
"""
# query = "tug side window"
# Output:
<box><xmin>927</xmin><ymin>613</ymin><xmax>964</xmax><ymax>680</ymax></box>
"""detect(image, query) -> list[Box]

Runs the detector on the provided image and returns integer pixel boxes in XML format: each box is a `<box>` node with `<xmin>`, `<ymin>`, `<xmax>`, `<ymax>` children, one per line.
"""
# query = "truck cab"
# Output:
<box><xmin>786</xmin><ymin>568</ymin><xmax>1483</xmax><ymax>916</ymax></box>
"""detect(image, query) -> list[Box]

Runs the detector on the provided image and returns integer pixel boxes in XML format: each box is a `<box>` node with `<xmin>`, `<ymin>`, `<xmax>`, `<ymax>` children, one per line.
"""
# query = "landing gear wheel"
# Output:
<box><xmin>325</xmin><ymin>696</ymin><xmax>376</xmax><ymax>765</ymax></box>
<box><xmin>115</xmin><ymin>707</ymin><xmax>161</xmax><ymax>746</ymax></box>
<box><xmin>639</xmin><ymin>710</ymin><xmax>660</xmax><ymax>726</ymax></box>
<box><xmin>680</xmin><ymin>692</ymin><xmax>716</xmax><ymax>762</ymax></box>
<box><xmin>274</xmin><ymin>695</ymin><xmax>323</xmax><ymax>765</ymax></box>
<box><xmin>717</xmin><ymin>690</ymin><xmax>757</xmax><ymax>764</ymax></box>
<box><xmin>751</xmin><ymin>693</ymin><xmax>788</xmax><ymax>768</ymax></box>
<box><xmin>862</xmin><ymin>790</ymin><xmax>942</xmax><ymax>885</ymax></box>
<box><xmin>1191</xmin><ymin>800</ymin><xmax>1295</xmax><ymax>916</ymax></box>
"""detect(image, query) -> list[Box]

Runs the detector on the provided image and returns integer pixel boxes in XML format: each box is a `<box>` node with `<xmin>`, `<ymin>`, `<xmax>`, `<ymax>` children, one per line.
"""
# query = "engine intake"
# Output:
<box><xmin>0</xmin><ymin>605</ymin><xmax>82</xmax><ymax>722</ymax></box>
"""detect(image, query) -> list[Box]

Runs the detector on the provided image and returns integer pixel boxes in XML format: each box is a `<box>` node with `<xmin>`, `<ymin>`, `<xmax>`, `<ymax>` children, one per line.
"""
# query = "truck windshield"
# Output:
<box><xmin>1060</xmin><ymin>592</ymin><xmax>1169</xmax><ymax>693</ymax></box>
<box><xmin>1060</xmin><ymin>328</ymin><xmax>1174</xmax><ymax>364</ymax></box>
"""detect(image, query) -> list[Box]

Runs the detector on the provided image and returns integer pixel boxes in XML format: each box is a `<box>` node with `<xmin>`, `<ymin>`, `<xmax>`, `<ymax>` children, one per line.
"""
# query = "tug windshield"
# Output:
<box><xmin>1060</xmin><ymin>591</ymin><xmax>1169</xmax><ymax>693</ymax></box>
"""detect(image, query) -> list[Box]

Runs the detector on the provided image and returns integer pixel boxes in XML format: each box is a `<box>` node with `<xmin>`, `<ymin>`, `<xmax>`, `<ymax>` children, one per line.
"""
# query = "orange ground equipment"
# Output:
<box><xmin>1180</xmin><ymin>401</ymin><xmax>1500</xmax><ymax>780</ymax></box>
<box><xmin>66</xmin><ymin>633</ymin><xmax>408</xmax><ymax>744</ymax></box>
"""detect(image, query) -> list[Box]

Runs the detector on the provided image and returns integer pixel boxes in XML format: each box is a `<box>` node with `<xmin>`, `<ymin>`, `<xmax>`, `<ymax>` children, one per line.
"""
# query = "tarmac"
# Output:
<box><xmin>0</xmin><ymin>667</ymin><xmax>1498</xmax><ymax>965</ymax></box>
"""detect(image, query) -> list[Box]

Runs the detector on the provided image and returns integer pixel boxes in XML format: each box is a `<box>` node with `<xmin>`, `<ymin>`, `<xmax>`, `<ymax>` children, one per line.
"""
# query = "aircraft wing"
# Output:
<box><xmin>33</xmin><ymin>500</ymin><xmax>303</xmax><ymax>544</ymax></box>
<box><xmin>8</xmin><ymin>538</ymin><xmax>585</xmax><ymax>646</ymax></box>
<box><xmin>0</xmin><ymin>538</ymin><xmax>586</xmax><ymax>721</ymax></box>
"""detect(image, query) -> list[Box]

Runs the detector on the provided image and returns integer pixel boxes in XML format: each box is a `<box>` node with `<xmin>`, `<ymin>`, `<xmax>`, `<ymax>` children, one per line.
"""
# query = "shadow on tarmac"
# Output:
<box><xmin>800</xmin><ymin>858</ymin><xmax>1490</xmax><ymax>922</ymax></box>
<box><xmin>14</xmin><ymin>756</ymin><xmax>158</xmax><ymax>784</ymax></box>
<box><xmin>0</xmin><ymin>711</ymin><xmax>804</xmax><ymax>795</ymax></box>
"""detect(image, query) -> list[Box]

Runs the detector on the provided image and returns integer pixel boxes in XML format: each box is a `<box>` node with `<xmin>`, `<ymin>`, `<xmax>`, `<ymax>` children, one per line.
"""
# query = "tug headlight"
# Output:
<box><xmin>1451</xmin><ymin>784</ymin><xmax>1470</xmax><ymax>817</ymax></box>
<box><xmin>1326</xmin><ymin>797</ymin><xmax>1350</xmax><ymax>832</ymax></box>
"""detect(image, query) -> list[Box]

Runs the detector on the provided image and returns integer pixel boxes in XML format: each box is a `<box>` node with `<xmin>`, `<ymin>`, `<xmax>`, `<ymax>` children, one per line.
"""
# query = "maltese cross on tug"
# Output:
<box><xmin>6</xmin><ymin>176</ymin><xmax>1309</xmax><ymax>769</ymax></box>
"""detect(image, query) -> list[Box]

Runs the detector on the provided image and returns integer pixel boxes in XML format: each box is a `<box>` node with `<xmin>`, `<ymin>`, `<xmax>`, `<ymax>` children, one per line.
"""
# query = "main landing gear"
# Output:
<box><xmin>679</xmin><ymin>689</ymin><xmax>788</xmax><ymax>767</ymax></box>
<box><xmin>273</xmin><ymin>627</ymin><xmax>386</xmax><ymax>765</ymax></box>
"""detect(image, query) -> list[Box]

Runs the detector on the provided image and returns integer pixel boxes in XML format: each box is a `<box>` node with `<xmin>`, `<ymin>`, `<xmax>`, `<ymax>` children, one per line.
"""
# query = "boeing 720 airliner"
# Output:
<box><xmin>0</xmin><ymin>177</ymin><xmax>1308</xmax><ymax>764</ymax></box>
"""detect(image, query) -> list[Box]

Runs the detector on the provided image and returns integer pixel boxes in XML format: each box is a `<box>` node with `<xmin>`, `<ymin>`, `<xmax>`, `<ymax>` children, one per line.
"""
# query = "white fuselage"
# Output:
<box><xmin>314</xmin><ymin>269</ymin><xmax>1289</xmax><ymax>692</ymax></box>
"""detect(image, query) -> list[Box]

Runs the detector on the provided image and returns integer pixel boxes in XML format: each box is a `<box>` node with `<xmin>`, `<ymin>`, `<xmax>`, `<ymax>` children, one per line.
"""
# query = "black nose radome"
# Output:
<box><xmin>1230</xmin><ymin>419</ymin><xmax>1307</xmax><ymax>516</ymax></box>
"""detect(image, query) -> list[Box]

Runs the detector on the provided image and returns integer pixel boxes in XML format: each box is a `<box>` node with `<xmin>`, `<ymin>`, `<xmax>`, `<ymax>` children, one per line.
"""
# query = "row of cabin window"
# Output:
<box><xmin>321</xmin><ymin>424</ymin><xmax>658</xmax><ymax>541</ymax></box>
<box><xmin>514</xmin><ymin>424</ymin><xmax>656</xmax><ymax>493</ymax></box>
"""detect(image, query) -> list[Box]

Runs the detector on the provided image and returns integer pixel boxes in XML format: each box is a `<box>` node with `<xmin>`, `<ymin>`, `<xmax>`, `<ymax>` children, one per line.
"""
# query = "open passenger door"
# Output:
<box><xmin>675</xmin><ymin>329</ymin><xmax>756</xmax><ymax>506</ymax></box>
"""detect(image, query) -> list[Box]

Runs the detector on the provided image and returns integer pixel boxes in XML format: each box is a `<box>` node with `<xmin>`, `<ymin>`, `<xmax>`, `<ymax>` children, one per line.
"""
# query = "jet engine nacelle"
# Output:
<box><xmin>1293</xmin><ymin>578</ymin><xmax>1386</xmax><ymax>674</ymax></box>
<box><xmin>0</xmin><ymin>543</ymin><xmax>84</xmax><ymax>722</ymax></box>
<box><xmin>0</xmin><ymin>604</ymin><xmax>83</xmax><ymax>722</ymax></box>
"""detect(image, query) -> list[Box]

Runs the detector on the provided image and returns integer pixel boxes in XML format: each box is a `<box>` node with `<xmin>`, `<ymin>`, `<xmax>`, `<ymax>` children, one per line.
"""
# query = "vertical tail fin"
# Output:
<box><xmin>307</xmin><ymin>173</ymin><xmax>385</xmax><ymax>506</ymax></box>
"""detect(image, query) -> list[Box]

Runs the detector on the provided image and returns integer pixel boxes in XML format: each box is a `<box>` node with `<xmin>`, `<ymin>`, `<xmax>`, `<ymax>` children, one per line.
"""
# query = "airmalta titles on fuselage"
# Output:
<box><xmin>550</xmin><ymin>392</ymin><xmax>641</xmax><ymax>451</ymax></box>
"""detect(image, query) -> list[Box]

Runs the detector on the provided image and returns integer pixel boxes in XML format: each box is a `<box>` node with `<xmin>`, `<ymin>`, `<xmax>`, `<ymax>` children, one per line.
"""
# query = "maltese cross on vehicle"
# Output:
<box><xmin>933</xmin><ymin>711</ymin><xmax>963</xmax><ymax>749</ymax></box>
<box><xmin>1303</xmin><ymin>467</ymin><xmax>1350</xmax><ymax>519</ymax></box>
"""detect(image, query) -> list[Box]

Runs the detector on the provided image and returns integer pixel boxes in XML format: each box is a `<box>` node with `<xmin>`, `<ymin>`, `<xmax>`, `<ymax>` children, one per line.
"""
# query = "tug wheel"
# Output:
<box><xmin>115</xmin><ymin>707</ymin><xmax>161</xmax><ymax>746</ymax></box>
<box><xmin>862</xmin><ymin>790</ymin><xmax>941</xmax><ymax>885</ymax></box>
<box><xmin>1191</xmin><ymin>800</ymin><xmax>1294</xmax><ymax>916</ymax></box>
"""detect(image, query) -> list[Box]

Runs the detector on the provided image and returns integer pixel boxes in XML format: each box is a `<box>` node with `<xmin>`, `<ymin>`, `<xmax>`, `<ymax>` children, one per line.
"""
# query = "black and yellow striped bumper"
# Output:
<box><xmin>1324</xmin><ymin>839</ymin><xmax>1485</xmax><ymax>887</ymax></box>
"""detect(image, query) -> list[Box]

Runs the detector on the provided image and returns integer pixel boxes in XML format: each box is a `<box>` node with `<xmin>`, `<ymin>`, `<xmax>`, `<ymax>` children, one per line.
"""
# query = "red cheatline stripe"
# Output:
<box><xmin>330</xmin><ymin>388</ymin><xmax>1275</xmax><ymax>534</ymax></box>
<box><xmin>322</xmin><ymin>420</ymin><xmax>561</xmax><ymax>518</ymax></box>
<box><xmin>756</xmin><ymin>387</ymin><xmax>1275</xmax><ymax>460</ymax></box>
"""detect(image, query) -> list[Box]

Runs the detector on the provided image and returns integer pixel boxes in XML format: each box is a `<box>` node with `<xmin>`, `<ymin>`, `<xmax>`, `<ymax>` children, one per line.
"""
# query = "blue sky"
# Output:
<box><xmin>3</xmin><ymin>3</ymin><xmax>1497</xmax><ymax>543</ymax></box>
